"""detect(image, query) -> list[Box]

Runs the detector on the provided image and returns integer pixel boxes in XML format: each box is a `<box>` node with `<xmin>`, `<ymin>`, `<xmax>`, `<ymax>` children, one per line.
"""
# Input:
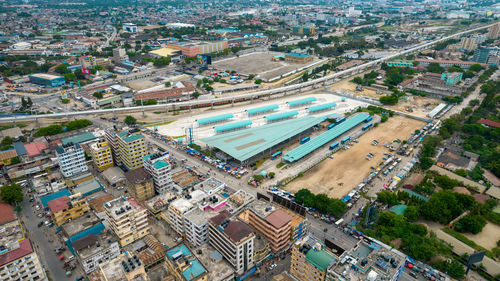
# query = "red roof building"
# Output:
<box><xmin>47</xmin><ymin>196</ymin><xmax>70</xmax><ymax>213</ymax></box>
<box><xmin>0</xmin><ymin>202</ymin><xmax>15</xmax><ymax>225</ymax></box>
<box><xmin>478</xmin><ymin>118</ymin><xmax>500</xmax><ymax>128</ymax></box>
<box><xmin>0</xmin><ymin>239</ymin><xmax>34</xmax><ymax>267</ymax></box>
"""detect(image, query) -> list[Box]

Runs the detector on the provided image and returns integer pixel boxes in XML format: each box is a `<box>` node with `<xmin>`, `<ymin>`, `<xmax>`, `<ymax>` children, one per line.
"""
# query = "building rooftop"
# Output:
<box><xmin>62</xmin><ymin>132</ymin><xmax>98</xmax><ymax>145</ymax></box>
<box><xmin>73</xmin><ymin>178</ymin><xmax>103</xmax><ymax>196</ymax></box>
<box><xmin>0</xmin><ymin>202</ymin><xmax>15</xmax><ymax>225</ymax></box>
<box><xmin>0</xmin><ymin>218</ymin><xmax>24</xmax><ymax>258</ymax></box>
<box><xmin>124</xmin><ymin>167</ymin><xmax>151</xmax><ymax>184</ymax></box>
<box><xmin>102</xmin><ymin>167</ymin><xmax>126</xmax><ymax>186</ymax></box>
<box><xmin>104</xmin><ymin>197</ymin><xmax>144</xmax><ymax>219</ymax></box>
<box><xmin>184</xmin><ymin>206</ymin><xmax>223</xmax><ymax>227</ymax></box>
<box><xmin>40</xmin><ymin>189</ymin><xmax>71</xmax><ymax>207</ymax></box>
<box><xmin>99</xmin><ymin>253</ymin><xmax>146</xmax><ymax>281</ymax></box>
<box><xmin>62</xmin><ymin>212</ymin><xmax>102</xmax><ymax>238</ymax></box>
<box><xmin>144</xmin><ymin>192</ymin><xmax>178</xmax><ymax>214</ymax></box>
<box><xmin>89</xmin><ymin>194</ymin><xmax>116</xmax><ymax>213</ymax></box>
<box><xmin>194</xmin><ymin>245</ymin><xmax>234</xmax><ymax>281</ymax></box>
<box><xmin>73</xmin><ymin>230</ymin><xmax>117</xmax><ymax>260</ymax></box>
<box><xmin>210</xmin><ymin>210</ymin><xmax>254</xmax><ymax>244</ymax></box>
<box><xmin>136</xmin><ymin>235</ymin><xmax>166</xmax><ymax>268</ymax></box>
<box><xmin>170</xmin><ymin>190</ymin><xmax>207</xmax><ymax>214</ymax></box>
<box><xmin>166</xmin><ymin>244</ymin><xmax>208</xmax><ymax>281</ymax></box>
<box><xmin>0</xmin><ymin>239</ymin><xmax>34</xmax><ymax>267</ymax></box>
<box><xmin>47</xmin><ymin>195</ymin><xmax>70</xmax><ymax>213</ymax></box>
<box><xmin>29</xmin><ymin>73</ymin><xmax>63</xmax><ymax>80</ymax></box>
<box><xmin>122</xmin><ymin>134</ymin><xmax>144</xmax><ymax>143</ymax></box>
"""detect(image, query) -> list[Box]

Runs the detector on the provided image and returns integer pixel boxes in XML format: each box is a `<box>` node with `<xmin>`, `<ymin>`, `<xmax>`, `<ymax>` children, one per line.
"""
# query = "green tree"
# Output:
<box><xmin>153</xmin><ymin>57</ymin><xmax>171</xmax><ymax>67</ymax></box>
<box><xmin>379</xmin><ymin>95</ymin><xmax>399</xmax><ymax>105</ymax></box>
<box><xmin>93</xmin><ymin>92</ymin><xmax>103</xmax><ymax>99</ymax></box>
<box><xmin>61</xmin><ymin>98</ymin><xmax>70</xmax><ymax>104</ymax></box>
<box><xmin>404</xmin><ymin>206</ymin><xmax>420</xmax><ymax>222</ymax></box>
<box><xmin>165</xmin><ymin>81</ymin><xmax>171</xmax><ymax>87</ymax></box>
<box><xmin>427</xmin><ymin>62</ymin><xmax>445</xmax><ymax>73</ymax></box>
<box><xmin>54</xmin><ymin>63</ymin><xmax>70</xmax><ymax>74</ymax></box>
<box><xmin>376</xmin><ymin>190</ymin><xmax>399</xmax><ymax>206</ymax></box>
<box><xmin>352</xmin><ymin>76</ymin><xmax>363</xmax><ymax>84</ymax></box>
<box><xmin>254</xmin><ymin>79</ymin><xmax>262</xmax><ymax>84</ymax></box>
<box><xmin>454</xmin><ymin>213</ymin><xmax>486</xmax><ymax>234</ymax></box>
<box><xmin>0</xmin><ymin>183</ymin><xmax>23</xmax><ymax>205</ymax></box>
<box><xmin>124</xmin><ymin>115</ymin><xmax>137</xmax><ymax>125</ymax></box>
<box><xmin>469</xmin><ymin>64</ymin><xmax>483</xmax><ymax>72</ymax></box>
<box><xmin>302</xmin><ymin>72</ymin><xmax>309</xmax><ymax>82</ymax></box>
<box><xmin>192</xmin><ymin>91</ymin><xmax>200</xmax><ymax>99</ymax></box>
<box><xmin>420</xmin><ymin>157</ymin><xmax>434</xmax><ymax>170</ymax></box>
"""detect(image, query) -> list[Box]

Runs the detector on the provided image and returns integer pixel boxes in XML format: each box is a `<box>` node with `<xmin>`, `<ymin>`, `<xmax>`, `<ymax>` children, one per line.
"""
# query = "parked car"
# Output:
<box><xmin>37</xmin><ymin>222</ymin><xmax>43</xmax><ymax>227</ymax></box>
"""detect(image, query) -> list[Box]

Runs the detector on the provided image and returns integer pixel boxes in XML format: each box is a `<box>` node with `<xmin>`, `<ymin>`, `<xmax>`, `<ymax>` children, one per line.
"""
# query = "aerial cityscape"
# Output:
<box><xmin>0</xmin><ymin>0</ymin><xmax>499</xmax><ymax>281</ymax></box>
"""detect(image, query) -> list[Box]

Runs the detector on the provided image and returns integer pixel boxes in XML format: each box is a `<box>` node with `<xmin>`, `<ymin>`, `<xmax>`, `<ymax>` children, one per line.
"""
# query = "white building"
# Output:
<box><xmin>123</xmin><ymin>23</ymin><xmax>138</xmax><ymax>33</ymax></box>
<box><xmin>208</xmin><ymin>210</ymin><xmax>255</xmax><ymax>275</ymax></box>
<box><xmin>10</xmin><ymin>42</ymin><xmax>31</xmax><ymax>50</ymax></box>
<box><xmin>104</xmin><ymin>197</ymin><xmax>150</xmax><ymax>246</ymax></box>
<box><xmin>55</xmin><ymin>143</ymin><xmax>88</xmax><ymax>177</ymax></box>
<box><xmin>167</xmin><ymin>189</ymin><xmax>207</xmax><ymax>236</ymax></box>
<box><xmin>0</xmin><ymin>239</ymin><xmax>47</xmax><ymax>281</ymax></box>
<box><xmin>143</xmin><ymin>153</ymin><xmax>174</xmax><ymax>194</ymax></box>
<box><xmin>73</xmin><ymin>231</ymin><xmax>120</xmax><ymax>274</ymax></box>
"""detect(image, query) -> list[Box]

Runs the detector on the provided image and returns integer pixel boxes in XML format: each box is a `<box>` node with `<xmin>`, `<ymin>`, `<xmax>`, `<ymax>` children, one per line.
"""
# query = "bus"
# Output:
<box><xmin>335</xmin><ymin>117</ymin><xmax>346</xmax><ymax>125</ymax></box>
<box><xmin>341</xmin><ymin>136</ymin><xmax>351</xmax><ymax>144</ymax></box>
<box><xmin>328</xmin><ymin>123</ymin><xmax>336</xmax><ymax>130</ymax></box>
<box><xmin>271</xmin><ymin>151</ymin><xmax>282</xmax><ymax>160</ymax></box>
<box><xmin>362</xmin><ymin>123</ymin><xmax>373</xmax><ymax>131</ymax></box>
<box><xmin>329</xmin><ymin>142</ymin><xmax>340</xmax><ymax>150</ymax></box>
<box><xmin>364</xmin><ymin>116</ymin><xmax>373</xmax><ymax>123</ymax></box>
<box><xmin>300</xmin><ymin>136</ymin><xmax>310</xmax><ymax>144</ymax></box>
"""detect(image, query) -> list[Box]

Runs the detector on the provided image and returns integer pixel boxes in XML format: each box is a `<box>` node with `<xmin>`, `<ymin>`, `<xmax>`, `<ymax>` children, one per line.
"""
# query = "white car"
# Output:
<box><xmin>269</xmin><ymin>264</ymin><xmax>277</xmax><ymax>270</ymax></box>
<box><xmin>35</xmin><ymin>205</ymin><xmax>41</xmax><ymax>211</ymax></box>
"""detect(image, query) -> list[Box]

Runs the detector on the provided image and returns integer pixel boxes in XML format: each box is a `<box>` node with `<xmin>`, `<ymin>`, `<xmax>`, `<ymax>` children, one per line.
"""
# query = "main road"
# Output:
<box><xmin>0</xmin><ymin>22</ymin><xmax>496</xmax><ymax>123</ymax></box>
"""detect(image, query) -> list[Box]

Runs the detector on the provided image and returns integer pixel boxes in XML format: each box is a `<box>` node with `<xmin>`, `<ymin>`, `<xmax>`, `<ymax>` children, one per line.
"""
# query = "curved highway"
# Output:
<box><xmin>1</xmin><ymin>22</ymin><xmax>497</xmax><ymax>123</ymax></box>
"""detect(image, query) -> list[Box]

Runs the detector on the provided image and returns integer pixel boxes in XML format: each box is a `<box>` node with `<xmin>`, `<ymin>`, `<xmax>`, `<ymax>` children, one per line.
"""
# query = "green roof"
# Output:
<box><xmin>62</xmin><ymin>132</ymin><xmax>97</xmax><ymax>145</ymax></box>
<box><xmin>305</xmin><ymin>248</ymin><xmax>335</xmax><ymax>271</ymax></box>
<box><xmin>283</xmin><ymin>113</ymin><xmax>369</xmax><ymax>162</ymax></box>
<box><xmin>265</xmin><ymin>110</ymin><xmax>298</xmax><ymax>122</ymax></box>
<box><xmin>403</xmin><ymin>189</ymin><xmax>429</xmax><ymax>202</ymax></box>
<box><xmin>201</xmin><ymin>116</ymin><xmax>325</xmax><ymax>162</ymax></box>
<box><xmin>97</xmin><ymin>96</ymin><xmax>121</xmax><ymax>106</ymax></box>
<box><xmin>118</xmin><ymin>131</ymin><xmax>128</xmax><ymax>137</ymax></box>
<box><xmin>389</xmin><ymin>204</ymin><xmax>407</xmax><ymax>216</ymax></box>
<box><xmin>287</xmin><ymin>97</ymin><xmax>317</xmax><ymax>107</ymax></box>
<box><xmin>214</xmin><ymin>120</ymin><xmax>252</xmax><ymax>133</ymax></box>
<box><xmin>123</xmin><ymin>134</ymin><xmax>144</xmax><ymax>142</ymax></box>
<box><xmin>246</xmin><ymin>104</ymin><xmax>279</xmax><ymax>115</ymax></box>
<box><xmin>153</xmin><ymin>160</ymin><xmax>169</xmax><ymax>169</ymax></box>
<box><xmin>197</xmin><ymin>113</ymin><xmax>234</xmax><ymax>125</ymax></box>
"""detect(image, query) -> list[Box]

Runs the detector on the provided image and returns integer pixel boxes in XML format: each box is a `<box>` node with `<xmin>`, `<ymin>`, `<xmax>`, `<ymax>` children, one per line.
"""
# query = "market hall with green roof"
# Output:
<box><xmin>201</xmin><ymin>116</ymin><xmax>325</xmax><ymax>164</ymax></box>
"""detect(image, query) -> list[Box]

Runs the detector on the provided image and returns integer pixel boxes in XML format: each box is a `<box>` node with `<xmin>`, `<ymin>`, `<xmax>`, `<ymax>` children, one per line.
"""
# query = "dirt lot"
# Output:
<box><xmin>286</xmin><ymin>115</ymin><xmax>425</xmax><ymax>198</ymax></box>
<box><xmin>331</xmin><ymin>80</ymin><xmax>380</xmax><ymax>98</ymax></box>
<box><xmin>389</xmin><ymin>95</ymin><xmax>442</xmax><ymax>119</ymax></box>
<box><xmin>463</xmin><ymin>222</ymin><xmax>500</xmax><ymax>250</ymax></box>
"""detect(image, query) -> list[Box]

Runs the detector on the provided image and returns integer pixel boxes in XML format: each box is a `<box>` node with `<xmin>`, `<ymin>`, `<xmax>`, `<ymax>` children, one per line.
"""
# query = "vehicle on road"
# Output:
<box><xmin>37</xmin><ymin>222</ymin><xmax>43</xmax><ymax>227</ymax></box>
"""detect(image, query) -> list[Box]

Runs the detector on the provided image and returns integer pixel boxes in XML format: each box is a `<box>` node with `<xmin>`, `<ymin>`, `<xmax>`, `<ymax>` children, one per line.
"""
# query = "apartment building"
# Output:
<box><xmin>92</xmin><ymin>253</ymin><xmax>147</xmax><ymax>281</ymax></box>
<box><xmin>0</xmin><ymin>203</ymin><xmax>47</xmax><ymax>281</ymax></box>
<box><xmin>47</xmin><ymin>194</ymin><xmax>89</xmax><ymax>226</ymax></box>
<box><xmin>72</xmin><ymin>230</ymin><xmax>120</xmax><ymax>274</ymax></box>
<box><xmin>165</xmin><ymin>244</ymin><xmax>209</xmax><ymax>281</ymax></box>
<box><xmin>124</xmin><ymin>167</ymin><xmax>155</xmax><ymax>202</ymax></box>
<box><xmin>116</xmin><ymin>132</ymin><xmax>147</xmax><ymax>171</ymax></box>
<box><xmin>90</xmin><ymin>140</ymin><xmax>114</xmax><ymax>171</ymax></box>
<box><xmin>143</xmin><ymin>153</ymin><xmax>174</xmax><ymax>194</ymax></box>
<box><xmin>104</xmin><ymin>130</ymin><xmax>122</xmax><ymax>164</ymax></box>
<box><xmin>248</xmin><ymin>200</ymin><xmax>292</xmax><ymax>253</ymax></box>
<box><xmin>290</xmin><ymin>236</ymin><xmax>335</xmax><ymax>281</ymax></box>
<box><xmin>487</xmin><ymin>22</ymin><xmax>500</xmax><ymax>39</ymax></box>
<box><xmin>208</xmin><ymin>210</ymin><xmax>255</xmax><ymax>275</ymax></box>
<box><xmin>55</xmin><ymin>142</ymin><xmax>88</xmax><ymax>177</ymax></box>
<box><xmin>167</xmin><ymin>189</ymin><xmax>207</xmax><ymax>236</ymax></box>
<box><xmin>459</xmin><ymin>36</ymin><xmax>478</xmax><ymax>50</ymax></box>
<box><xmin>104</xmin><ymin>197</ymin><xmax>150</xmax><ymax>246</ymax></box>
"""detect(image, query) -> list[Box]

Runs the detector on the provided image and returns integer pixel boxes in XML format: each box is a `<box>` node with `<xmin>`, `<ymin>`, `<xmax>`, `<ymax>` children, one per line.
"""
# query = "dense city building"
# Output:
<box><xmin>104</xmin><ymin>197</ymin><xmax>150</xmax><ymax>246</ymax></box>
<box><xmin>143</xmin><ymin>153</ymin><xmax>174</xmax><ymax>194</ymax></box>
<box><xmin>124</xmin><ymin>167</ymin><xmax>155</xmax><ymax>202</ymax></box>
<box><xmin>55</xmin><ymin>142</ymin><xmax>88</xmax><ymax>177</ymax></box>
<box><xmin>90</xmin><ymin>140</ymin><xmax>114</xmax><ymax>171</ymax></box>
<box><xmin>47</xmin><ymin>193</ymin><xmax>90</xmax><ymax>226</ymax></box>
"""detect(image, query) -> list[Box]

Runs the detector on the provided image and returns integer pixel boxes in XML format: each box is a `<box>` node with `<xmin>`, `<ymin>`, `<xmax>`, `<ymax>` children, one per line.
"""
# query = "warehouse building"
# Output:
<box><xmin>29</xmin><ymin>73</ymin><xmax>66</xmax><ymax>87</ymax></box>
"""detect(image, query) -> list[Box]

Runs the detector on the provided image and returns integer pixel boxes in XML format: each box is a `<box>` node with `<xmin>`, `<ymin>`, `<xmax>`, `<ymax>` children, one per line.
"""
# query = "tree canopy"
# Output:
<box><xmin>0</xmin><ymin>183</ymin><xmax>23</xmax><ymax>205</ymax></box>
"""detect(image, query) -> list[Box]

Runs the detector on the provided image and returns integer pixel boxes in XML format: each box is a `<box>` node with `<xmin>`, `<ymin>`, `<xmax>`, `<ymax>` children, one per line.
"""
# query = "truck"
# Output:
<box><xmin>300</xmin><ymin>136</ymin><xmax>310</xmax><ymax>144</ymax></box>
<box><xmin>341</xmin><ymin>136</ymin><xmax>351</xmax><ymax>144</ymax></box>
<box><xmin>335</xmin><ymin>218</ymin><xmax>344</xmax><ymax>226</ymax></box>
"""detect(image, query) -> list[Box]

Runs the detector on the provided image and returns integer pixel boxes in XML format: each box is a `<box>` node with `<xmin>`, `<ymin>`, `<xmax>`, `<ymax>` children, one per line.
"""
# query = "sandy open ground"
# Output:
<box><xmin>286</xmin><ymin>115</ymin><xmax>425</xmax><ymax>198</ymax></box>
<box><xmin>463</xmin><ymin>222</ymin><xmax>500</xmax><ymax>250</ymax></box>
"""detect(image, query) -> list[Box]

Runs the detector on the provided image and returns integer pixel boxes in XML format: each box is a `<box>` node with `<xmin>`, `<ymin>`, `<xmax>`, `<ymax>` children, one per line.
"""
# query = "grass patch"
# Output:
<box><xmin>255</xmin><ymin>158</ymin><xmax>266</xmax><ymax>169</ymax></box>
<box><xmin>441</xmin><ymin>228</ymin><xmax>495</xmax><ymax>259</ymax></box>
<box><xmin>144</xmin><ymin>120</ymin><xmax>175</xmax><ymax>127</ymax></box>
<box><xmin>276</xmin><ymin>162</ymin><xmax>285</xmax><ymax>169</ymax></box>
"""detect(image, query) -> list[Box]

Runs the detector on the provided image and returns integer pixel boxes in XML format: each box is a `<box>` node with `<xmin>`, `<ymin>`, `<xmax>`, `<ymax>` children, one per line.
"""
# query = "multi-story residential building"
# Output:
<box><xmin>167</xmin><ymin>189</ymin><xmax>207</xmax><ymax>236</ymax></box>
<box><xmin>104</xmin><ymin>197</ymin><xmax>150</xmax><ymax>246</ymax></box>
<box><xmin>112</xmin><ymin>48</ymin><xmax>129</xmax><ymax>63</ymax></box>
<box><xmin>104</xmin><ymin>130</ymin><xmax>123</xmax><ymax>164</ymax></box>
<box><xmin>90</xmin><ymin>140</ymin><xmax>114</xmax><ymax>171</ymax></box>
<box><xmin>165</xmin><ymin>244</ymin><xmax>209</xmax><ymax>281</ymax></box>
<box><xmin>459</xmin><ymin>36</ymin><xmax>477</xmax><ymax>50</ymax></box>
<box><xmin>92</xmin><ymin>253</ymin><xmax>147</xmax><ymax>281</ymax></box>
<box><xmin>276</xmin><ymin>206</ymin><xmax>308</xmax><ymax>242</ymax></box>
<box><xmin>487</xmin><ymin>22</ymin><xmax>500</xmax><ymax>39</ymax></box>
<box><xmin>208</xmin><ymin>210</ymin><xmax>255</xmax><ymax>275</ymax></box>
<box><xmin>124</xmin><ymin>167</ymin><xmax>155</xmax><ymax>202</ymax></box>
<box><xmin>55</xmin><ymin>142</ymin><xmax>88</xmax><ymax>177</ymax></box>
<box><xmin>440</xmin><ymin>72</ymin><xmax>462</xmax><ymax>85</ymax></box>
<box><xmin>79</xmin><ymin>55</ymin><xmax>96</xmax><ymax>68</ymax></box>
<box><xmin>72</xmin><ymin>230</ymin><xmax>120</xmax><ymax>274</ymax></box>
<box><xmin>116</xmin><ymin>132</ymin><xmax>147</xmax><ymax>171</ymax></box>
<box><xmin>143</xmin><ymin>153</ymin><xmax>174</xmax><ymax>194</ymax></box>
<box><xmin>0</xmin><ymin>203</ymin><xmax>47</xmax><ymax>281</ymax></box>
<box><xmin>248</xmin><ymin>200</ymin><xmax>292</xmax><ymax>253</ymax></box>
<box><xmin>47</xmin><ymin>194</ymin><xmax>89</xmax><ymax>226</ymax></box>
<box><xmin>290</xmin><ymin>235</ymin><xmax>335</xmax><ymax>281</ymax></box>
<box><xmin>472</xmin><ymin>47</ymin><xmax>500</xmax><ymax>65</ymax></box>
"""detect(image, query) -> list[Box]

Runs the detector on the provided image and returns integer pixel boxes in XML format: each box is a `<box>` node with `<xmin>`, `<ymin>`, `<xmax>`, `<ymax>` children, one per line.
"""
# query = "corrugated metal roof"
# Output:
<box><xmin>305</xmin><ymin>248</ymin><xmax>335</xmax><ymax>271</ymax></box>
<box><xmin>287</xmin><ymin>97</ymin><xmax>317</xmax><ymax>107</ymax></box>
<box><xmin>62</xmin><ymin>132</ymin><xmax>97</xmax><ymax>145</ymax></box>
<box><xmin>265</xmin><ymin>110</ymin><xmax>298</xmax><ymax>122</ymax></box>
<box><xmin>283</xmin><ymin>113</ymin><xmax>369</xmax><ymax>162</ymax></box>
<box><xmin>307</xmin><ymin>102</ymin><xmax>337</xmax><ymax>113</ymax></box>
<box><xmin>246</xmin><ymin>104</ymin><xmax>279</xmax><ymax>115</ymax></box>
<box><xmin>202</xmin><ymin>116</ymin><xmax>324</xmax><ymax>162</ymax></box>
<box><xmin>214</xmin><ymin>120</ymin><xmax>252</xmax><ymax>132</ymax></box>
<box><xmin>197</xmin><ymin>113</ymin><xmax>234</xmax><ymax>125</ymax></box>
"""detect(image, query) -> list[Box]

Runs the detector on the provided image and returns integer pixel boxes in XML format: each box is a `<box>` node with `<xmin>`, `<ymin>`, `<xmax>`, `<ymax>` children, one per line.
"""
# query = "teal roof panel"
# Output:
<box><xmin>246</xmin><ymin>104</ymin><xmax>279</xmax><ymax>115</ymax></box>
<box><xmin>201</xmin><ymin>116</ymin><xmax>325</xmax><ymax>162</ymax></box>
<box><xmin>197</xmin><ymin>113</ymin><xmax>234</xmax><ymax>125</ymax></box>
<box><xmin>215</xmin><ymin>120</ymin><xmax>252</xmax><ymax>133</ymax></box>
<box><xmin>265</xmin><ymin>110</ymin><xmax>298</xmax><ymax>122</ymax></box>
<box><xmin>307</xmin><ymin>102</ymin><xmax>337</xmax><ymax>113</ymax></box>
<box><xmin>283</xmin><ymin>113</ymin><xmax>369</xmax><ymax>162</ymax></box>
<box><xmin>287</xmin><ymin>97</ymin><xmax>317</xmax><ymax>107</ymax></box>
<box><xmin>305</xmin><ymin>248</ymin><xmax>335</xmax><ymax>271</ymax></box>
<box><xmin>62</xmin><ymin>132</ymin><xmax>97</xmax><ymax>145</ymax></box>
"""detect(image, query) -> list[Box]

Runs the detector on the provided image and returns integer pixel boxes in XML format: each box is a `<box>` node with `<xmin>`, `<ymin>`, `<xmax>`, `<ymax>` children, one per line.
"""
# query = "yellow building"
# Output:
<box><xmin>47</xmin><ymin>194</ymin><xmax>89</xmax><ymax>226</ymax></box>
<box><xmin>116</xmin><ymin>132</ymin><xmax>147</xmax><ymax>171</ymax></box>
<box><xmin>290</xmin><ymin>236</ymin><xmax>335</xmax><ymax>281</ymax></box>
<box><xmin>104</xmin><ymin>197</ymin><xmax>150</xmax><ymax>246</ymax></box>
<box><xmin>90</xmin><ymin>140</ymin><xmax>114</xmax><ymax>171</ymax></box>
<box><xmin>124</xmin><ymin>167</ymin><xmax>155</xmax><ymax>202</ymax></box>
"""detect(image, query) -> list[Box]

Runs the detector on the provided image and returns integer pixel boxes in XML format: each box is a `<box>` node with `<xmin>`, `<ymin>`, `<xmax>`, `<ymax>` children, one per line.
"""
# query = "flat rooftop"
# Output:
<box><xmin>194</xmin><ymin>245</ymin><xmax>234</xmax><ymax>281</ymax></box>
<box><xmin>201</xmin><ymin>116</ymin><xmax>325</xmax><ymax>162</ymax></box>
<box><xmin>169</xmin><ymin>190</ymin><xmax>207</xmax><ymax>213</ymax></box>
<box><xmin>62</xmin><ymin>212</ymin><xmax>101</xmax><ymax>237</ymax></box>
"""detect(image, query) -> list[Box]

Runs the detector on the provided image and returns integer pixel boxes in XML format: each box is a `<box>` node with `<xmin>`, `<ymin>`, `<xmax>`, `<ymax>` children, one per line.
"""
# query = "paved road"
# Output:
<box><xmin>19</xmin><ymin>191</ymin><xmax>74</xmax><ymax>281</ymax></box>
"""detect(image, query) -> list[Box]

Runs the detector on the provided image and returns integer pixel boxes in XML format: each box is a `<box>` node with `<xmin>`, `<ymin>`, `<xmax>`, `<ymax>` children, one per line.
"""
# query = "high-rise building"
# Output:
<box><xmin>473</xmin><ymin>47</ymin><xmax>500</xmax><ymax>65</ymax></box>
<box><xmin>90</xmin><ymin>140</ymin><xmax>114</xmax><ymax>171</ymax></box>
<box><xmin>208</xmin><ymin>210</ymin><xmax>255</xmax><ymax>275</ymax></box>
<box><xmin>167</xmin><ymin>189</ymin><xmax>207</xmax><ymax>236</ymax></box>
<box><xmin>124</xmin><ymin>167</ymin><xmax>155</xmax><ymax>202</ymax></box>
<box><xmin>104</xmin><ymin>130</ymin><xmax>123</xmax><ymax>164</ymax></box>
<box><xmin>290</xmin><ymin>235</ymin><xmax>335</xmax><ymax>281</ymax></box>
<box><xmin>248</xmin><ymin>200</ymin><xmax>292</xmax><ymax>253</ymax></box>
<box><xmin>55</xmin><ymin>142</ymin><xmax>88</xmax><ymax>177</ymax></box>
<box><xmin>459</xmin><ymin>36</ymin><xmax>477</xmax><ymax>50</ymax></box>
<box><xmin>487</xmin><ymin>23</ymin><xmax>500</xmax><ymax>39</ymax></box>
<box><xmin>47</xmin><ymin>194</ymin><xmax>90</xmax><ymax>226</ymax></box>
<box><xmin>143</xmin><ymin>153</ymin><xmax>174</xmax><ymax>194</ymax></box>
<box><xmin>112</xmin><ymin>48</ymin><xmax>129</xmax><ymax>63</ymax></box>
<box><xmin>0</xmin><ymin>203</ymin><xmax>47</xmax><ymax>281</ymax></box>
<box><xmin>115</xmin><ymin>132</ymin><xmax>147</xmax><ymax>171</ymax></box>
<box><xmin>104</xmin><ymin>197</ymin><xmax>150</xmax><ymax>246</ymax></box>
